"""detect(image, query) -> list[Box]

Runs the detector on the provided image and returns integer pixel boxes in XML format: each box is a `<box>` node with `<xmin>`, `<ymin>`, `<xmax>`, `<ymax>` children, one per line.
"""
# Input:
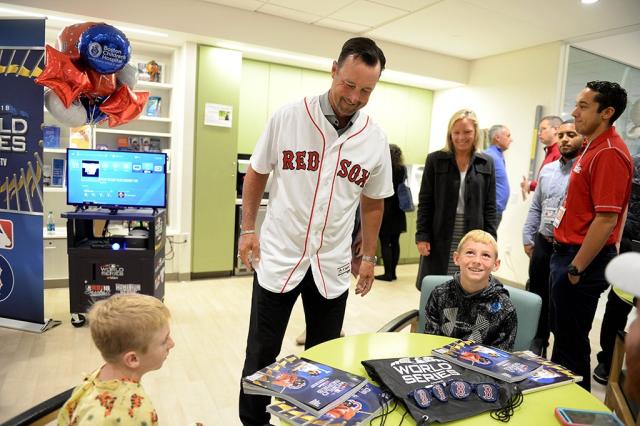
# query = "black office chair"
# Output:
<box><xmin>1</xmin><ymin>387</ymin><xmax>74</xmax><ymax>426</ymax></box>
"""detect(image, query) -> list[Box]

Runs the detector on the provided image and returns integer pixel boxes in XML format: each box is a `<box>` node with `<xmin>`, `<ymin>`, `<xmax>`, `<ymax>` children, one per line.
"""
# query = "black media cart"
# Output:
<box><xmin>62</xmin><ymin>208</ymin><xmax>166</xmax><ymax>326</ymax></box>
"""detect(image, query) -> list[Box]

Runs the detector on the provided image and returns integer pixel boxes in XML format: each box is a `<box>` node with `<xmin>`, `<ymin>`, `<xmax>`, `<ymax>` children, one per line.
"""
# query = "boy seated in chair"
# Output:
<box><xmin>58</xmin><ymin>294</ymin><xmax>175</xmax><ymax>425</ymax></box>
<box><xmin>424</xmin><ymin>230</ymin><xmax>517</xmax><ymax>351</ymax></box>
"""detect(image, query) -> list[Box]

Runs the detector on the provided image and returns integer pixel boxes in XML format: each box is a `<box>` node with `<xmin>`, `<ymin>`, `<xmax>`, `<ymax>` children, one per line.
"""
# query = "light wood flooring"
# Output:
<box><xmin>0</xmin><ymin>264</ymin><xmax>611</xmax><ymax>425</ymax></box>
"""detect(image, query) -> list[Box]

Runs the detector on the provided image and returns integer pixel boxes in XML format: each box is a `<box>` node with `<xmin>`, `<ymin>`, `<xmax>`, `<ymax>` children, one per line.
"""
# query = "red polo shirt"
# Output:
<box><xmin>529</xmin><ymin>143</ymin><xmax>561</xmax><ymax>191</ymax></box>
<box><xmin>554</xmin><ymin>126</ymin><xmax>632</xmax><ymax>245</ymax></box>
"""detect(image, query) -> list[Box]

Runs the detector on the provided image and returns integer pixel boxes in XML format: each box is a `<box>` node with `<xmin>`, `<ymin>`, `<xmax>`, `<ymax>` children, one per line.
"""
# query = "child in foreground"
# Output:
<box><xmin>424</xmin><ymin>229</ymin><xmax>517</xmax><ymax>350</ymax></box>
<box><xmin>57</xmin><ymin>293</ymin><xmax>174</xmax><ymax>425</ymax></box>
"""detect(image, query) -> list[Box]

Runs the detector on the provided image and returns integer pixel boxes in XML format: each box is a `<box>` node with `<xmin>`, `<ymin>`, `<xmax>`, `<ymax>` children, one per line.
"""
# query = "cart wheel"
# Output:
<box><xmin>71</xmin><ymin>313</ymin><xmax>86</xmax><ymax>327</ymax></box>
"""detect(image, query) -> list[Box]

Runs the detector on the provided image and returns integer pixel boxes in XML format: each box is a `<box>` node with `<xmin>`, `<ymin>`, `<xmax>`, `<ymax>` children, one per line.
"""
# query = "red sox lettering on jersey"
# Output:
<box><xmin>282</xmin><ymin>150</ymin><xmax>370</xmax><ymax>188</ymax></box>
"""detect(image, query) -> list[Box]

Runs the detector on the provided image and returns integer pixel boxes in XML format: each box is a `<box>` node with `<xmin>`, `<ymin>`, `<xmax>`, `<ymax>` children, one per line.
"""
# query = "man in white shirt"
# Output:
<box><xmin>238</xmin><ymin>37</ymin><xmax>392</xmax><ymax>426</ymax></box>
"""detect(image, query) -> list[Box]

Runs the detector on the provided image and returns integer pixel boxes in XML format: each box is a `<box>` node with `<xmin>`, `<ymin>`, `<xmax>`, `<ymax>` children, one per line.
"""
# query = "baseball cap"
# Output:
<box><xmin>605</xmin><ymin>252</ymin><xmax>640</xmax><ymax>298</ymax></box>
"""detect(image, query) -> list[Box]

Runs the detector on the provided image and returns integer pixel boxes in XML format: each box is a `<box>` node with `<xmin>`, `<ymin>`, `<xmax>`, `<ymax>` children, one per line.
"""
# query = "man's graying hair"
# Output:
<box><xmin>337</xmin><ymin>37</ymin><xmax>386</xmax><ymax>72</ymax></box>
<box><xmin>489</xmin><ymin>125</ymin><xmax>506</xmax><ymax>143</ymax></box>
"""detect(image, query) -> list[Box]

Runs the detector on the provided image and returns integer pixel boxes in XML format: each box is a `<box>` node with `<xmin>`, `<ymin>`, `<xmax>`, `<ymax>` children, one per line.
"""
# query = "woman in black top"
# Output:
<box><xmin>376</xmin><ymin>144</ymin><xmax>407</xmax><ymax>281</ymax></box>
<box><xmin>415</xmin><ymin>109</ymin><xmax>497</xmax><ymax>289</ymax></box>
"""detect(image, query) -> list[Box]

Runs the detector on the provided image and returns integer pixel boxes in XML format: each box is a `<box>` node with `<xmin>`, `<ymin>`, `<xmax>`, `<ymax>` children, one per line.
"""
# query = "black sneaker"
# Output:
<box><xmin>593</xmin><ymin>362</ymin><xmax>609</xmax><ymax>385</ymax></box>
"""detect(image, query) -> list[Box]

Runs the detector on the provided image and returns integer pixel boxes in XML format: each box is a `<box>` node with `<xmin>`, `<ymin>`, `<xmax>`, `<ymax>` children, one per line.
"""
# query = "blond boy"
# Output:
<box><xmin>424</xmin><ymin>230</ymin><xmax>517</xmax><ymax>350</ymax></box>
<box><xmin>58</xmin><ymin>294</ymin><xmax>174</xmax><ymax>425</ymax></box>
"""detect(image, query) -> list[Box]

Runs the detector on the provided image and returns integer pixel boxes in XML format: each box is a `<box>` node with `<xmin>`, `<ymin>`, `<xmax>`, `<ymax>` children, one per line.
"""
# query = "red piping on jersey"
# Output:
<box><xmin>279</xmin><ymin>97</ymin><xmax>326</xmax><ymax>293</ymax></box>
<box><xmin>315</xmin><ymin>117</ymin><xmax>370</xmax><ymax>297</ymax></box>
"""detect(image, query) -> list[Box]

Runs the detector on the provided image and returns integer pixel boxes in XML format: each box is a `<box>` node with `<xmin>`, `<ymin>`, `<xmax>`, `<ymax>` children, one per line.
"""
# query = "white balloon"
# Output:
<box><xmin>116</xmin><ymin>63</ymin><xmax>138</xmax><ymax>90</ymax></box>
<box><xmin>44</xmin><ymin>89</ymin><xmax>87</xmax><ymax>127</ymax></box>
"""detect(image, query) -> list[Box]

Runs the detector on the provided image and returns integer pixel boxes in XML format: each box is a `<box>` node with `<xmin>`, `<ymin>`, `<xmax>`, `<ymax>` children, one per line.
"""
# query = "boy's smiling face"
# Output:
<box><xmin>453</xmin><ymin>240</ymin><xmax>500</xmax><ymax>291</ymax></box>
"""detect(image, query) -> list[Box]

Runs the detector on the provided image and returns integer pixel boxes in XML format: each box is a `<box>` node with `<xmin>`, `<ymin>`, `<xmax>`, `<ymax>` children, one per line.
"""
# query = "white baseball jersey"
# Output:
<box><xmin>250</xmin><ymin>95</ymin><xmax>393</xmax><ymax>299</ymax></box>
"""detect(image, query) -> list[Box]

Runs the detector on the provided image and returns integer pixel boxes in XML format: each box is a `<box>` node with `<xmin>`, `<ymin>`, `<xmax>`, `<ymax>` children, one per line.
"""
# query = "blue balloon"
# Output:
<box><xmin>81</xmin><ymin>96</ymin><xmax>108</xmax><ymax>125</ymax></box>
<box><xmin>78</xmin><ymin>23</ymin><xmax>131</xmax><ymax>74</ymax></box>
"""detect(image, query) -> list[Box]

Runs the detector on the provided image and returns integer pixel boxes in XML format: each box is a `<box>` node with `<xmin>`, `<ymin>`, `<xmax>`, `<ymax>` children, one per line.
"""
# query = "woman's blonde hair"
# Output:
<box><xmin>443</xmin><ymin>109</ymin><xmax>482</xmax><ymax>154</ymax></box>
<box><xmin>88</xmin><ymin>294</ymin><xmax>171</xmax><ymax>363</ymax></box>
<box><xmin>456</xmin><ymin>229</ymin><xmax>498</xmax><ymax>259</ymax></box>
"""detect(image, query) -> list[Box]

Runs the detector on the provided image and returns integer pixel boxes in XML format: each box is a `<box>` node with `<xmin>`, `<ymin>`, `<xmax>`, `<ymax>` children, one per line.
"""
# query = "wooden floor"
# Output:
<box><xmin>0</xmin><ymin>264</ymin><xmax>610</xmax><ymax>425</ymax></box>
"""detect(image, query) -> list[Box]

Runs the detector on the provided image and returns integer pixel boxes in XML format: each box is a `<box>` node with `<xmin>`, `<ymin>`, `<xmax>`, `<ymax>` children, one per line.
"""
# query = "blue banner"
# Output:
<box><xmin>0</xmin><ymin>18</ymin><xmax>46</xmax><ymax>324</ymax></box>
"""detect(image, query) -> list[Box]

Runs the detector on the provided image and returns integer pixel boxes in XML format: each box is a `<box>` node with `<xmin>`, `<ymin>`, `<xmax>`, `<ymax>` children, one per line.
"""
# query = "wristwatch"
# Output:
<box><xmin>362</xmin><ymin>255</ymin><xmax>378</xmax><ymax>264</ymax></box>
<box><xmin>567</xmin><ymin>264</ymin><xmax>583</xmax><ymax>276</ymax></box>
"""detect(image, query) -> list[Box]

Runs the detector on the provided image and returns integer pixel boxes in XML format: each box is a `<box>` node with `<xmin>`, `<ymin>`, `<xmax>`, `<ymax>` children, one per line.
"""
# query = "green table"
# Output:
<box><xmin>301</xmin><ymin>332</ymin><xmax>608</xmax><ymax>425</ymax></box>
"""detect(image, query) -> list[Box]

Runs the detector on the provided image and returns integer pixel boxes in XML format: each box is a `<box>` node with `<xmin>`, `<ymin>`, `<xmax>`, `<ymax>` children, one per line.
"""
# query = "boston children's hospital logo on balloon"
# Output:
<box><xmin>79</xmin><ymin>24</ymin><xmax>130</xmax><ymax>74</ymax></box>
<box><xmin>35</xmin><ymin>22</ymin><xmax>146</xmax><ymax>128</ymax></box>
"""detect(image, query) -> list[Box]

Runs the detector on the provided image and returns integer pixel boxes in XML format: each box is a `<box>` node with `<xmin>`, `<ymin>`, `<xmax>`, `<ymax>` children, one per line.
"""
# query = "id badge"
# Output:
<box><xmin>542</xmin><ymin>207</ymin><xmax>556</xmax><ymax>225</ymax></box>
<box><xmin>553</xmin><ymin>206</ymin><xmax>565</xmax><ymax>228</ymax></box>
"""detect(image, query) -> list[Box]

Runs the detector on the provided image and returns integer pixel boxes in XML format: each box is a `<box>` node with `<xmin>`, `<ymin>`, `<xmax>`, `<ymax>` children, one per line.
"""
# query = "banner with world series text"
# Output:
<box><xmin>0</xmin><ymin>18</ymin><xmax>46</xmax><ymax>325</ymax></box>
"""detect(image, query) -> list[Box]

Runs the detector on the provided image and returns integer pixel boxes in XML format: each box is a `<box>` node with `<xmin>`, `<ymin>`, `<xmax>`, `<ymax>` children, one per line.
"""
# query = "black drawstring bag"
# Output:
<box><xmin>362</xmin><ymin>356</ymin><xmax>521</xmax><ymax>424</ymax></box>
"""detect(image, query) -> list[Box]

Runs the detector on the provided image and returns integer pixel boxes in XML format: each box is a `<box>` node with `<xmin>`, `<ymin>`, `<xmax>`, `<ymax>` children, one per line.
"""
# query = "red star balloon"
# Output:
<box><xmin>86</xmin><ymin>69</ymin><xmax>117</xmax><ymax>98</ymax></box>
<box><xmin>35</xmin><ymin>45</ymin><xmax>91</xmax><ymax>108</ymax></box>
<box><xmin>99</xmin><ymin>85</ymin><xmax>149</xmax><ymax>127</ymax></box>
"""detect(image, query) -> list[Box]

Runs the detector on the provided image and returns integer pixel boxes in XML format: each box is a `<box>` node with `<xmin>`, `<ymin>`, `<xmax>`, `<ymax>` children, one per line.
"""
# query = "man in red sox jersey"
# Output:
<box><xmin>238</xmin><ymin>38</ymin><xmax>392</xmax><ymax>426</ymax></box>
<box><xmin>550</xmin><ymin>81</ymin><xmax>632</xmax><ymax>392</ymax></box>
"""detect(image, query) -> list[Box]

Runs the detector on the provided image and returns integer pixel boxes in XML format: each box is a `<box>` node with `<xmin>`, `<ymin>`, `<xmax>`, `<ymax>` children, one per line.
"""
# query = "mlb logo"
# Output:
<box><xmin>0</xmin><ymin>220</ymin><xmax>14</xmax><ymax>250</ymax></box>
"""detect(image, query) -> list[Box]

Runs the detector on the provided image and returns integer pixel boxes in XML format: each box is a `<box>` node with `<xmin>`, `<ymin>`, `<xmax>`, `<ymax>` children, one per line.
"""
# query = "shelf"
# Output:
<box><xmin>95</xmin><ymin>128</ymin><xmax>171</xmax><ymax>138</ymax></box>
<box><xmin>138</xmin><ymin>116</ymin><xmax>171</xmax><ymax>123</ymax></box>
<box><xmin>136</xmin><ymin>81</ymin><xmax>173</xmax><ymax>90</ymax></box>
<box><xmin>43</xmin><ymin>148</ymin><xmax>66</xmax><ymax>154</ymax></box>
<box><xmin>44</xmin><ymin>186</ymin><xmax>66</xmax><ymax>193</ymax></box>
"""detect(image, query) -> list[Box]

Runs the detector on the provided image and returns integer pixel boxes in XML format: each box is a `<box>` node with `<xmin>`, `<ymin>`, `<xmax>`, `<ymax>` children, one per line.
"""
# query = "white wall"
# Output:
<box><xmin>430</xmin><ymin>42</ymin><xmax>565</xmax><ymax>284</ymax></box>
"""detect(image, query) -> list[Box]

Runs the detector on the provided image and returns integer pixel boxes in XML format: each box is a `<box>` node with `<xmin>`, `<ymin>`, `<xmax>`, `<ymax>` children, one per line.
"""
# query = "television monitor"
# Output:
<box><xmin>66</xmin><ymin>148</ymin><xmax>167</xmax><ymax>209</ymax></box>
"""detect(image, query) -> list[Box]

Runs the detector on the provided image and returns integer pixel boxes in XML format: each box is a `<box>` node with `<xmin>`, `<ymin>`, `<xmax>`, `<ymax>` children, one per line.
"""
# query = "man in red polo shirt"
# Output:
<box><xmin>521</xmin><ymin>115</ymin><xmax>562</xmax><ymax>199</ymax></box>
<box><xmin>549</xmin><ymin>81</ymin><xmax>632</xmax><ymax>391</ymax></box>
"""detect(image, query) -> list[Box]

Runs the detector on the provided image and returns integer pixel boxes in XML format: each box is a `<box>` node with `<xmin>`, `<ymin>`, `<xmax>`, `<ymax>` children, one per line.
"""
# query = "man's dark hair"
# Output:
<box><xmin>337</xmin><ymin>37</ymin><xmax>386</xmax><ymax>72</ymax></box>
<box><xmin>586</xmin><ymin>80</ymin><xmax>628</xmax><ymax>126</ymax></box>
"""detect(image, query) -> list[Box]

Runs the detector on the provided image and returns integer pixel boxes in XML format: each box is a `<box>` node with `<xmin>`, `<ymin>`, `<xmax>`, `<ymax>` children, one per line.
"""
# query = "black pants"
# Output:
<box><xmin>527</xmin><ymin>233</ymin><xmax>553</xmax><ymax>350</ymax></box>
<box><xmin>379</xmin><ymin>233</ymin><xmax>401</xmax><ymax>279</ymax></box>
<box><xmin>239</xmin><ymin>268</ymin><xmax>348</xmax><ymax>426</ymax></box>
<box><xmin>596</xmin><ymin>237</ymin><xmax>634</xmax><ymax>372</ymax></box>
<box><xmin>549</xmin><ymin>243</ymin><xmax>615</xmax><ymax>391</ymax></box>
<box><xmin>596</xmin><ymin>289</ymin><xmax>633</xmax><ymax>371</ymax></box>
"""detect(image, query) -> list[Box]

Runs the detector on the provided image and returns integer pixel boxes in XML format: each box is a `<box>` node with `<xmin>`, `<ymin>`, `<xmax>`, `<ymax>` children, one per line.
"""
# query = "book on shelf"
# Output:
<box><xmin>145</xmin><ymin>96</ymin><xmax>162</xmax><ymax>117</ymax></box>
<box><xmin>242</xmin><ymin>355</ymin><xmax>368</xmax><ymax>417</ymax></box>
<box><xmin>50</xmin><ymin>158</ymin><xmax>65</xmax><ymax>187</ymax></box>
<box><xmin>69</xmin><ymin>125</ymin><xmax>92</xmax><ymax>149</ymax></box>
<box><xmin>511</xmin><ymin>350</ymin><xmax>582</xmax><ymax>393</ymax></box>
<box><xmin>43</xmin><ymin>125</ymin><xmax>60</xmax><ymax>148</ymax></box>
<box><xmin>267</xmin><ymin>382</ymin><xmax>393</xmax><ymax>426</ymax></box>
<box><xmin>431</xmin><ymin>339</ymin><xmax>543</xmax><ymax>383</ymax></box>
<box><xmin>137</xmin><ymin>60</ymin><xmax>162</xmax><ymax>83</ymax></box>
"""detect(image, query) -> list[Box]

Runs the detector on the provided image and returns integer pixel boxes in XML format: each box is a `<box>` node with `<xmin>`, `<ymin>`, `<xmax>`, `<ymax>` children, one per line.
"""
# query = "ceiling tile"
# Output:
<box><xmin>199</xmin><ymin>0</ymin><xmax>265</xmax><ymax>11</ymax></box>
<box><xmin>331</xmin><ymin>0</ymin><xmax>408</xmax><ymax>27</ymax></box>
<box><xmin>368</xmin><ymin>0</ymin><xmax>440</xmax><ymax>12</ymax></box>
<box><xmin>257</xmin><ymin>4</ymin><xmax>322</xmax><ymax>24</ymax></box>
<box><xmin>368</xmin><ymin>0</ymin><xmax>552</xmax><ymax>59</ymax></box>
<box><xmin>268</xmin><ymin>0</ymin><xmax>355</xmax><ymax>17</ymax></box>
<box><xmin>315</xmin><ymin>18</ymin><xmax>372</xmax><ymax>33</ymax></box>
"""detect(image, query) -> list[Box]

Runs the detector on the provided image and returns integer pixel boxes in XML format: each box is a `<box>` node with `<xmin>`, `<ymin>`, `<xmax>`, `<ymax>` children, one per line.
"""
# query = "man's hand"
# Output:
<box><xmin>520</xmin><ymin>176</ymin><xmax>530</xmax><ymax>200</ymax></box>
<box><xmin>417</xmin><ymin>241</ymin><xmax>431</xmax><ymax>257</ymax></box>
<box><xmin>524</xmin><ymin>244</ymin><xmax>534</xmax><ymax>258</ymax></box>
<box><xmin>568</xmin><ymin>273</ymin><xmax>581</xmax><ymax>285</ymax></box>
<box><xmin>355</xmin><ymin>261</ymin><xmax>374</xmax><ymax>296</ymax></box>
<box><xmin>238</xmin><ymin>233</ymin><xmax>260</xmax><ymax>271</ymax></box>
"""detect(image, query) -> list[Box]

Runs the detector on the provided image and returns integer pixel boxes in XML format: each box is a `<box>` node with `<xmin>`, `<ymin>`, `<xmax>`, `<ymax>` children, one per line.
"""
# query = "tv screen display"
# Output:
<box><xmin>66</xmin><ymin>148</ymin><xmax>167</xmax><ymax>209</ymax></box>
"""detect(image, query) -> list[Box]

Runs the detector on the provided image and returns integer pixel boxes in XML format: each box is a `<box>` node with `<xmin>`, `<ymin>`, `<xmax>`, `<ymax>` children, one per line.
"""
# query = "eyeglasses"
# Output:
<box><xmin>410</xmin><ymin>380</ymin><xmax>500</xmax><ymax>408</ymax></box>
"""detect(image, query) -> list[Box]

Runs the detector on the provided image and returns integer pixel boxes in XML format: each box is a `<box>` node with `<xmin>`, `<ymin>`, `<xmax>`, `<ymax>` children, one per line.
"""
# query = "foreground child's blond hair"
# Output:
<box><xmin>88</xmin><ymin>294</ymin><xmax>170</xmax><ymax>363</ymax></box>
<box><xmin>456</xmin><ymin>230</ymin><xmax>498</xmax><ymax>259</ymax></box>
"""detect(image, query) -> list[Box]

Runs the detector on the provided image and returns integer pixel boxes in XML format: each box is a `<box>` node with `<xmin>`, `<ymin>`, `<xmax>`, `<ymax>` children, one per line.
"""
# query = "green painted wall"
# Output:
<box><xmin>192</xmin><ymin>46</ymin><xmax>242</xmax><ymax>273</ymax></box>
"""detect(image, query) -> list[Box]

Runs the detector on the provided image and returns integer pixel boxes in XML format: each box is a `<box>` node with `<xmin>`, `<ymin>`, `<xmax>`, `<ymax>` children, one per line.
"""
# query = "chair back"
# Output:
<box><xmin>508</xmin><ymin>285</ymin><xmax>542</xmax><ymax>351</ymax></box>
<box><xmin>419</xmin><ymin>275</ymin><xmax>541</xmax><ymax>352</ymax></box>
<box><xmin>417</xmin><ymin>275</ymin><xmax>452</xmax><ymax>333</ymax></box>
